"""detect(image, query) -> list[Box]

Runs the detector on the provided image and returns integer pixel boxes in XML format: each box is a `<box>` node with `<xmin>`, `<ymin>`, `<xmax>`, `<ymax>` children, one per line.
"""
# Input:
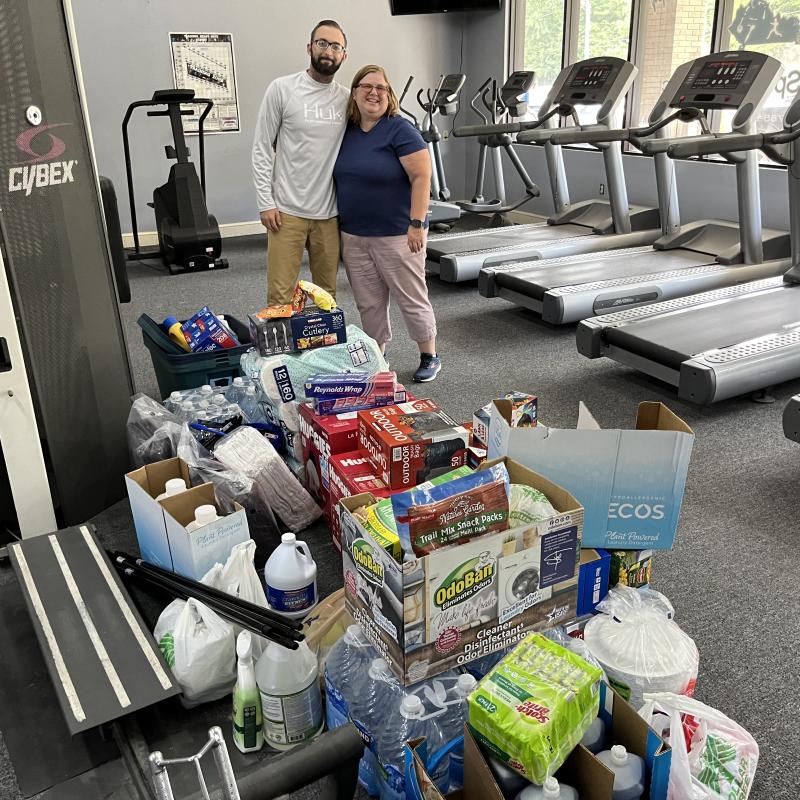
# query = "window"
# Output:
<box><xmin>628</xmin><ymin>0</ymin><xmax>717</xmax><ymax>138</ymax></box>
<box><xmin>721</xmin><ymin>0</ymin><xmax>800</xmax><ymax>133</ymax></box>
<box><xmin>522</xmin><ymin>0</ymin><xmax>567</xmax><ymax>118</ymax></box>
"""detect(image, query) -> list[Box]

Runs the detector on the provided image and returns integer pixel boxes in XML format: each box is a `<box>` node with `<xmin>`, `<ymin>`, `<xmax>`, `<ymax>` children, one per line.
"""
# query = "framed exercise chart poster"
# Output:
<box><xmin>169</xmin><ymin>33</ymin><xmax>240</xmax><ymax>133</ymax></box>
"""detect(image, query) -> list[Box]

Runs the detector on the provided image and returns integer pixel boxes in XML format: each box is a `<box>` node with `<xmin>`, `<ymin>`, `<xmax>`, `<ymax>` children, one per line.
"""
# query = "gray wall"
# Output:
<box><xmin>459</xmin><ymin>1</ymin><xmax>791</xmax><ymax>231</ymax></box>
<box><xmin>70</xmin><ymin>0</ymin><xmax>469</xmax><ymax>233</ymax></box>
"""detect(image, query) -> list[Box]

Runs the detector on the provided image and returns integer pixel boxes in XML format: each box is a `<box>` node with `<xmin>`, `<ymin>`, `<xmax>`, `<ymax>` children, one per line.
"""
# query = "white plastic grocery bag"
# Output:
<box><xmin>640</xmin><ymin>692</ymin><xmax>759</xmax><ymax>800</ymax></box>
<box><xmin>215</xmin><ymin>539</ymin><xmax>270</xmax><ymax>659</ymax></box>
<box><xmin>154</xmin><ymin>597</ymin><xmax>236</xmax><ymax>707</ymax></box>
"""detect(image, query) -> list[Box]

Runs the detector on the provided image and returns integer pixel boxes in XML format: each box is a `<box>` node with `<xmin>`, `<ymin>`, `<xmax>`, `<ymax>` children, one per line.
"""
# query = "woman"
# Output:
<box><xmin>333</xmin><ymin>64</ymin><xmax>441</xmax><ymax>382</ymax></box>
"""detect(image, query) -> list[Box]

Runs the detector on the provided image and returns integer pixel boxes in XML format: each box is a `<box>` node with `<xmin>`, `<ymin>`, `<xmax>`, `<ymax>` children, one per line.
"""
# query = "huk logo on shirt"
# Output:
<box><xmin>8</xmin><ymin>123</ymin><xmax>78</xmax><ymax>196</ymax></box>
<box><xmin>303</xmin><ymin>103</ymin><xmax>343</xmax><ymax>124</ymax></box>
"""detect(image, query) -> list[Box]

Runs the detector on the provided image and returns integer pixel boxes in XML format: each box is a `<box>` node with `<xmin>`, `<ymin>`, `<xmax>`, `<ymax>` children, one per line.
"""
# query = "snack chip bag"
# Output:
<box><xmin>298</xmin><ymin>279</ymin><xmax>337</xmax><ymax>311</ymax></box>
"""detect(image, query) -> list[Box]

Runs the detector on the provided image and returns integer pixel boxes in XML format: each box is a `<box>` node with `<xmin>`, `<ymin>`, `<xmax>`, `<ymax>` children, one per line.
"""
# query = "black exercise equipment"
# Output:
<box><xmin>123</xmin><ymin>89</ymin><xmax>228</xmax><ymax>274</ymax></box>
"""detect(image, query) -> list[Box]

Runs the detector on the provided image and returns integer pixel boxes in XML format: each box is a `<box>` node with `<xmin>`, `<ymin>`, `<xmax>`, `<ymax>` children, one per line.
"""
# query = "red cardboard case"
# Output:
<box><xmin>357</xmin><ymin>399</ymin><xmax>469</xmax><ymax>490</ymax></box>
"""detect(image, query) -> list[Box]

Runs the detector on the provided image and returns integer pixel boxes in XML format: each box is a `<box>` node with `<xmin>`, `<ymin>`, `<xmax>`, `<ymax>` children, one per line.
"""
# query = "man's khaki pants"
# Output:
<box><xmin>267</xmin><ymin>212</ymin><xmax>340</xmax><ymax>305</ymax></box>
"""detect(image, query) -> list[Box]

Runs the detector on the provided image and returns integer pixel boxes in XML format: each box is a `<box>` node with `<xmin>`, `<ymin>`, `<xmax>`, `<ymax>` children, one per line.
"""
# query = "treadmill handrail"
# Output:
<box><xmin>667</xmin><ymin>126</ymin><xmax>800</xmax><ymax>159</ymax></box>
<box><xmin>639</xmin><ymin>133</ymin><xmax>719</xmax><ymax>154</ymax></box>
<box><xmin>453</xmin><ymin>101</ymin><xmax>565</xmax><ymax>138</ymax></box>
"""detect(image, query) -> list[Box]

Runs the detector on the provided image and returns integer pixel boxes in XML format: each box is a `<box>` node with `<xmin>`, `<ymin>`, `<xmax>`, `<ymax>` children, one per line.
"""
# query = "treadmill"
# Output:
<box><xmin>783</xmin><ymin>395</ymin><xmax>800</xmax><ymax>442</ymax></box>
<box><xmin>480</xmin><ymin>52</ymin><xmax>789</xmax><ymax>323</ymax></box>
<box><xmin>577</xmin><ymin>90</ymin><xmax>800</xmax><ymax>405</ymax></box>
<box><xmin>426</xmin><ymin>57</ymin><xmax>662</xmax><ymax>282</ymax></box>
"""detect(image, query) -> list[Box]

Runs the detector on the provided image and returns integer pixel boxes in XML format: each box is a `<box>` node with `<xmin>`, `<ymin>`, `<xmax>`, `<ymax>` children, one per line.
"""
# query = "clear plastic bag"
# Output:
<box><xmin>542</xmin><ymin>625</ymin><xmax>608</xmax><ymax>681</ymax></box>
<box><xmin>153</xmin><ymin>597</ymin><xmax>236</xmax><ymax>707</ymax></box>
<box><xmin>640</xmin><ymin>692</ymin><xmax>759</xmax><ymax>800</ymax></box>
<box><xmin>127</xmin><ymin>393</ymin><xmax>184</xmax><ymax>468</ymax></box>
<box><xmin>583</xmin><ymin>586</ymin><xmax>699</xmax><ymax>709</ymax></box>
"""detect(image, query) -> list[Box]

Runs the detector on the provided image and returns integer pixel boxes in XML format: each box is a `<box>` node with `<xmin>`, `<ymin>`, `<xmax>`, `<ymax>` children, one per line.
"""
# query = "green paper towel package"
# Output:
<box><xmin>468</xmin><ymin>632</ymin><xmax>603</xmax><ymax>784</ymax></box>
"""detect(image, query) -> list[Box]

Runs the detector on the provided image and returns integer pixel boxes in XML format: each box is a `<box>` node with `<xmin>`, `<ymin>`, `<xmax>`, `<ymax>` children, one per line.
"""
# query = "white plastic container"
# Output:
<box><xmin>255</xmin><ymin>640</ymin><xmax>322</xmax><ymax>750</ymax></box>
<box><xmin>155</xmin><ymin>478</ymin><xmax>188</xmax><ymax>502</ymax></box>
<box><xmin>516</xmin><ymin>778</ymin><xmax>579</xmax><ymax>800</ymax></box>
<box><xmin>185</xmin><ymin>504</ymin><xmax>219</xmax><ymax>533</ymax></box>
<box><xmin>580</xmin><ymin>715</ymin><xmax>607</xmax><ymax>754</ymax></box>
<box><xmin>596</xmin><ymin>745</ymin><xmax>645</xmax><ymax>800</ymax></box>
<box><xmin>264</xmin><ymin>533</ymin><xmax>317</xmax><ymax>619</ymax></box>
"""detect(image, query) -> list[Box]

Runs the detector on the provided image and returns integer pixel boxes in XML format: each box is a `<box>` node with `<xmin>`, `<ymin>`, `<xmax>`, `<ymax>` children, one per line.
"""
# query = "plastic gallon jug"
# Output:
<box><xmin>156</xmin><ymin>478</ymin><xmax>188</xmax><ymax>502</ymax></box>
<box><xmin>487</xmin><ymin>755</ymin><xmax>530</xmax><ymax>799</ymax></box>
<box><xmin>580</xmin><ymin>715</ymin><xmax>607</xmax><ymax>754</ymax></box>
<box><xmin>516</xmin><ymin>778</ymin><xmax>579</xmax><ymax>800</ymax></box>
<box><xmin>255</xmin><ymin>639</ymin><xmax>322</xmax><ymax>750</ymax></box>
<box><xmin>596</xmin><ymin>746</ymin><xmax>645</xmax><ymax>800</ymax></box>
<box><xmin>324</xmin><ymin>624</ymin><xmax>374</xmax><ymax>730</ymax></box>
<box><xmin>442</xmin><ymin>673</ymin><xmax>477</xmax><ymax>790</ymax></box>
<box><xmin>232</xmin><ymin>631</ymin><xmax>263</xmax><ymax>753</ymax></box>
<box><xmin>264</xmin><ymin>533</ymin><xmax>317</xmax><ymax>619</ymax></box>
<box><xmin>185</xmin><ymin>505</ymin><xmax>219</xmax><ymax>533</ymax></box>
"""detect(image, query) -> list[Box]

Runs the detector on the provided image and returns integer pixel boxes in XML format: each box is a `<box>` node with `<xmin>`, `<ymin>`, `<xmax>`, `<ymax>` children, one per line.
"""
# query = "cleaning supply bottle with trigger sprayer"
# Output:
<box><xmin>232</xmin><ymin>630</ymin><xmax>263</xmax><ymax>753</ymax></box>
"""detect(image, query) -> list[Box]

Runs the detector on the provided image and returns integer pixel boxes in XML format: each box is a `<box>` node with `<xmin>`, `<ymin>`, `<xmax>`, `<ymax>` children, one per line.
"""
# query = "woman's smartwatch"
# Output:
<box><xmin>409</xmin><ymin>218</ymin><xmax>424</xmax><ymax>229</ymax></box>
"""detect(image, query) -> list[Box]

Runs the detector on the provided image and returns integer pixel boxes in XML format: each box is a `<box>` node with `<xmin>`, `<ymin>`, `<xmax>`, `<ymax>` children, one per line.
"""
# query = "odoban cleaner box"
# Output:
<box><xmin>339</xmin><ymin>457</ymin><xmax>584</xmax><ymax>684</ymax></box>
<box><xmin>357</xmin><ymin>399</ymin><xmax>469</xmax><ymax>490</ymax></box>
<box><xmin>488</xmin><ymin>401</ymin><xmax>694</xmax><ymax>550</ymax></box>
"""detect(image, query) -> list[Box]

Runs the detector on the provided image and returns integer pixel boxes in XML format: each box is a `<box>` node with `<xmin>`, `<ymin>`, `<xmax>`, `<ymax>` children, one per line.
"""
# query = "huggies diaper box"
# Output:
<box><xmin>339</xmin><ymin>457</ymin><xmax>586</xmax><ymax>684</ymax></box>
<box><xmin>488</xmin><ymin>400</ymin><xmax>694</xmax><ymax>550</ymax></box>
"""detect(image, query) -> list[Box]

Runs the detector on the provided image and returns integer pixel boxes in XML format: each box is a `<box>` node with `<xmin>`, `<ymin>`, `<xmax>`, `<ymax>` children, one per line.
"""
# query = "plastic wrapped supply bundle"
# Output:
<box><xmin>639</xmin><ymin>692</ymin><xmax>760</xmax><ymax>800</ymax></box>
<box><xmin>583</xmin><ymin>586</ymin><xmax>699</xmax><ymax>709</ymax></box>
<box><xmin>213</xmin><ymin>426</ymin><xmax>321</xmax><ymax>531</ymax></box>
<box><xmin>508</xmin><ymin>484</ymin><xmax>557</xmax><ymax>527</ymax></box>
<box><xmin>127</xmin><ymin>393</ymin><xmax>185</xmax><ymax>467</ymax></box>
<box><xmin>468</xmin><ymin>632</ymin><xmax>604</xmax><ymax>785</ymax></box>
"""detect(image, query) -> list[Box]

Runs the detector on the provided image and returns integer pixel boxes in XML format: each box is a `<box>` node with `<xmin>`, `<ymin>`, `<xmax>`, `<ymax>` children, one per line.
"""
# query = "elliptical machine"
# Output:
<box><xmin>399</xmin><ymin>74</ymin><xmax>466</xmax><ymax>230</ymax></box>
<box><xmin>122</xmin><ymin>89</ymin><xmax>228</xmax><ymax>274</ymax></box>
<box><xmin>458</xmin><ymin>71</ymin><xmax>540</xmax><ymax>225</ymax></box>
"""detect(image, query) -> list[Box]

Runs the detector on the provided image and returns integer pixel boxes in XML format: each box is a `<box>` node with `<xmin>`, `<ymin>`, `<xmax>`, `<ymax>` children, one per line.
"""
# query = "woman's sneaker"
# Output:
<box><xmin>413</xmin><ymin>353</ymin><xmax>441</xmax><ymax>382</ymax></box>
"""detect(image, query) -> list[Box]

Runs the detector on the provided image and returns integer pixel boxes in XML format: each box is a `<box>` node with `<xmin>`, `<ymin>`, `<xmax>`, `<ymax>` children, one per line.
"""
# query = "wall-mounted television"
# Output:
<box><xmin>390</xmin><ymin>0</ymin><xmax>502</xmax><ymax>15</ymax></box>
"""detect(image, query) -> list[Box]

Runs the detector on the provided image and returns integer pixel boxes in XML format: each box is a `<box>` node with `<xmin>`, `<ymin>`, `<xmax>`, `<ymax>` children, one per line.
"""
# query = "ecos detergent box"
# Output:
<box><xmin>339</xmin><ymin>457</ymin><xmax>584</xmax><ymax>684</ymax></box>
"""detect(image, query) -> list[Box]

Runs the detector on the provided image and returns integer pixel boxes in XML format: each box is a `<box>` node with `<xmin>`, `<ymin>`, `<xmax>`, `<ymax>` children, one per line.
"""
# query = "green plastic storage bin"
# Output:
<box><xmin>138</xmin><ymin>313</ymin><xmax>252</xmax><ymax>399</ymax></box>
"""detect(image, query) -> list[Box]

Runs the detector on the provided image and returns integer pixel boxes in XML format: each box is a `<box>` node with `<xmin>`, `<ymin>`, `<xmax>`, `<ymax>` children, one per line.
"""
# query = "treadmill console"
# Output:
<box><xmin>554</xmin><ymin>57</ymin><xmax>631</xmax><ymax>107</ymax></box>
<box><xmin>501</xmin><ymin>70</ymin><xmax>536</xmax><ymax>117</ymax></box>
<box><xmin>432</xmin><ymin>73</ymin><xmax>466</xmax><ymax>115</ymax></box>
<box><xmin>669</xmin><ymin>51</ymin><xmax>777</xmax><ymax>112</ymax></box>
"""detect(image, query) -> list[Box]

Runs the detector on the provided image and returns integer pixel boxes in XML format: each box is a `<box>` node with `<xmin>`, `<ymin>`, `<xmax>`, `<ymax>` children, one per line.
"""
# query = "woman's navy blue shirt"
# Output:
<box><xmin>333</xmin><ymin>115</ymin><xmax>427</xmax><ymax>236</ymax></box>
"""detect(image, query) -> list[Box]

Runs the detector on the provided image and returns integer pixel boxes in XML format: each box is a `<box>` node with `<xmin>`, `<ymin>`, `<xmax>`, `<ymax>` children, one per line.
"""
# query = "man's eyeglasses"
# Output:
<box><xmin>312</xmin><ymin>38</ymin><xmax>346</xmax><ymax>53</ymax></box>
<box><xmin>357</xmin><ymin>83</ymin><xmax>390</xmax><ymax>95</ymax></box>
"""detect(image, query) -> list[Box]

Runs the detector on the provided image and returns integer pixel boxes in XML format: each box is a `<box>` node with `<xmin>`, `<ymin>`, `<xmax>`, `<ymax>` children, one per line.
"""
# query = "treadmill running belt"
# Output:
<box><xmin>605</xmin><ymin>285</ymin><xmax>796</xmax><ymax>369</ymax></box>
<box><xmin>496</xmin><ymin>250</ymin><xmax>710</xmax><ymax>301</ymax></box>
<box><xmin>428</xmin><ymin>223</ymin><xmax>588</xmax><ymax>258</ymax></box>
<box><xmin>9</xmin><ymin>524</ymin><xmax>179</xmax><ymax>735</ymax></box>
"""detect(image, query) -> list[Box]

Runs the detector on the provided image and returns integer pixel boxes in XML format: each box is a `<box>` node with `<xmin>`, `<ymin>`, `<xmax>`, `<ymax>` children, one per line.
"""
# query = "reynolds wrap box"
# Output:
<box><xmin>327</xmin><ymin>451</ymin><xmax>393</xmax><ymax>551</ymax></box>
<box><xmin>488</xmin><ymin>401</ymin><xmax>694</xmax><ymax>550</ymax></box>
<box><xmin>358</xmin><ymin>399</ymin><xmax>469</xmax><ymax>490</ymax></box>
<box><xmin>249</xmin><ymin>306</ymin><xmax>347</xmax><ymax>356</ymax></box>
<box><xmin>339</xmin><ymin>457</ymin><xmax>584</xmax><ymax>683</ymax></box>
<box><xmin>299</xmin><ymin>403</ymin><xmax>360</xmax><ymax>516</ymax></box>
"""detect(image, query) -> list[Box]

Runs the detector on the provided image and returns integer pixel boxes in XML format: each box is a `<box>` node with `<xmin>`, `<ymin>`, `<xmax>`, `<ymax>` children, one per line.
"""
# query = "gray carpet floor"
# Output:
<box><xmin>2</xmin><ymin>227</ymin><xmax>798</xmax><ymax>798</ymax></box>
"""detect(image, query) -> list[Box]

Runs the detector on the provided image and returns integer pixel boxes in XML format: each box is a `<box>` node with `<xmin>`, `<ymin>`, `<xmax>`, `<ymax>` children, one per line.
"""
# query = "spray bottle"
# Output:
<box><xmin>232</xmin><ymin>630</ymin><xmax>263</xmax><ymax>753</ymax></box>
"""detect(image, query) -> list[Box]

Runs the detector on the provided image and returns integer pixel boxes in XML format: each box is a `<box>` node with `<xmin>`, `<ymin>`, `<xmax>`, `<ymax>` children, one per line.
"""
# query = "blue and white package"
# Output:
<box><xmin>391</xmin><ymin>463</ymin><xmax>511</xmax><ymax>555</ymax></box>
<box><xmin>303</xmin><ymin>372</ymin><xmax>373</xmax><ymax>398</ymax></box>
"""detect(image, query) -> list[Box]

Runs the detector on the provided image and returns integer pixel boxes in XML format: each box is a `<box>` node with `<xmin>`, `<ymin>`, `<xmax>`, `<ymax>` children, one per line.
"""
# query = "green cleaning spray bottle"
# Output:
<box><xmin>233</xmin><ymin>630</ymin><xmax>263</xmax><ymax>753</ymax></box>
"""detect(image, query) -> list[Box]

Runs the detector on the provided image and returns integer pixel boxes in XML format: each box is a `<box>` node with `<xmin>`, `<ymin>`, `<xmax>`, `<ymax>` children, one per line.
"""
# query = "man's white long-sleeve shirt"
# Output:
<box><xmin>252</xmin><ymin>70</ymin><xmax>349</xmax><ymax>219</ymax></box>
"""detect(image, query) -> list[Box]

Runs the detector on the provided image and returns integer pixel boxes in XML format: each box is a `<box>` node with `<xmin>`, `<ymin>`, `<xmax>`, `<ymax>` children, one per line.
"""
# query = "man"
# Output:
<box><xmin>252</xmin><ymin>20</ymin><xmax>349</xmax><ymax>305</ymax></box>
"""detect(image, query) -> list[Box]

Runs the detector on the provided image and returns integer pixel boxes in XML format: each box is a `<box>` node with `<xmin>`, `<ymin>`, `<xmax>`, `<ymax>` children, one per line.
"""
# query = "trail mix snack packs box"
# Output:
<box><xmin>339</xmin><ymin>457</ymin><xmax>584</xmax><ymax>683</ymax></box>
<box><xmin>468</xmin><ymin>632</ymin><xmax>604</xmax><ymax>785</ymax></box>
<box><xmin>358</xmin><ymin>399</ymin><xmax>469</xmax><ymax>490</ymax></box>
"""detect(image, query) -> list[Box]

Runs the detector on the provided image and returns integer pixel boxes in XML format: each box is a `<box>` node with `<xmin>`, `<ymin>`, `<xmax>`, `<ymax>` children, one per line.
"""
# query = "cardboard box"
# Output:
<box><xmin>159</xmin><ymin>484</ymin><xmax>249</xmax><ymax>580</ymax></box>
<box><xmin>181</xmin><ymin>307</ymin><xmax>239</xmax><ymax>352</ymax></box>
<box><xmin>339</xmin><ymin>457</ymin><xmax>584</xmax><ymax>683</ymax></box>
<box><xmin>327</xmin><ymin>451</ymin><xmax>394</xmax><ymax>551</ymax></box>
<box><xmin>358</xmin><ymin>399</ymin><xmax>469</xmax><ymax>490</ymax></box>
<box><xmin>299</xmin><ymin>403</ymin><xmax>360</xmax><ymax>517</ymax></box>
<box><xmin>249</xmin><ymin>306</ymin><xmax>346</xmax><ymax>356</ymax></box>
<box><xmin>408</xmin><ymin>728</ymin><xmax>615</xmax><ymax>800</ymax></box>
<box><xmin>488</xmin><ymin>401</ymin><xmax>694</xmax><ymax>550</ymax></box>
<box><xmin>472</xmin><ymin>403</ymin><xmax>492</xmax><ymax>448</ymax></box>
<box><xmin>609</xmin><ymin>549</ymin><xmax>653</xmax><ymax>588</ymax></box>
<box><xmin>125</xmin><ymin>457</ymin><xmax>194</xmax><ymax>569</ymax></box>
<box><xmin>577</xmin><ymin>548</ymin><xmax>611</xmax><ymax>616</ymax></box>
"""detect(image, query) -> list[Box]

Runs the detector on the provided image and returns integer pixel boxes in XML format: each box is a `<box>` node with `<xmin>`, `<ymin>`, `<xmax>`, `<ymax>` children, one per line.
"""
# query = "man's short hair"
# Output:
<box><xmin>310</xmin><ymin>19</ymin><xmax>347</xmax><ymax>47</ymax></box>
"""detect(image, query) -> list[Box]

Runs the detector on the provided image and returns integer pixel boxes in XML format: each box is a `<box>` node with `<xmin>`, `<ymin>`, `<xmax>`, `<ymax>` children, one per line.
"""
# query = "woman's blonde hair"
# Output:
<box><xmin>347</xmin><ymin>65</ymin><xmax>399</xmax><ymax>124</ymax></box>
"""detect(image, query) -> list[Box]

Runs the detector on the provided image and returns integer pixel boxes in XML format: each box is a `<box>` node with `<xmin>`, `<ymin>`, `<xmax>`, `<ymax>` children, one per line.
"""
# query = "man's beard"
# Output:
<box><xmin>311</xmin><ymin>52</ymin><xmax>340</xmax><ymax>76</ymax></box>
